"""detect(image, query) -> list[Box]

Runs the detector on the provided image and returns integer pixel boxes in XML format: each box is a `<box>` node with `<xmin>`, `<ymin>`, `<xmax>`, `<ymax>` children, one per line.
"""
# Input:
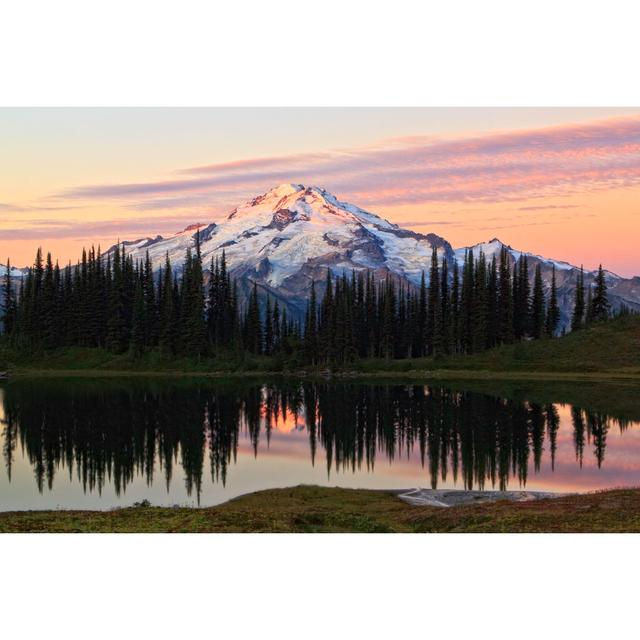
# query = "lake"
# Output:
<box><xmin>1</xmin><ymin>377</ymin><xmax>639</xmax><ymax>510</ymax></box>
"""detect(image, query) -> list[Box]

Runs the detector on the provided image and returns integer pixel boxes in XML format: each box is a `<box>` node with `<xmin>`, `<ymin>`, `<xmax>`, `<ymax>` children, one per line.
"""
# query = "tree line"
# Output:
<box><xmin>303</xmin><ymin>246</ymin><xmax>565</xmax><ymax>363</ymax></box>
<box><xmin>0</xmin><ymin>236</ymin><xmax>299</xmax><ymax>359</ymax></box>
<box><xmin>1</xmin><ymin>239</ymin><xmax>616</xmax><ymax>364</ymax></box>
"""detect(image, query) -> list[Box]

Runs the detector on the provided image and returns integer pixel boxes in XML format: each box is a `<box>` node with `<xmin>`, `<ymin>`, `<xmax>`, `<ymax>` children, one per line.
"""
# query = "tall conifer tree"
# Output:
<box><xmin>304</xmin><ymin>281</ymin><xmax>318</xmax><ymax>364</ymax></box>
<box><xmin>545</xmin><ymin>265</ymin><xmax>560</xmax><ymax>337</ymax></box>
<box><xmin>427</xmin><ymin>247</ymin><xmax>441</xmax><ymax>355</ymax></box>
<box><xmin>440</xmin><ymin>258</ymin><xmax>450</xmax><ymax>353</ymax></box>
<box><xmin>2</xmin><ymin>259</ymin><xmax>16</xmax><ymax>336</ymax></box>
<box><xmin>590</xmin><ymin>265</ymin><xmax>610</xmax><ymax>322</ymax></box>
<box><xmin>571</xmin><ymin>266</ymin><xmax>585</xmax><ymax>331</ymax></box>
<box><xmin>531</xmin><ymin>263</ymin><xmax>545</xmax><ymax>339</ymax></box>
<box><xmin>498</xmin><ymin>247</ymin><xmax>514</xmax><ymax>344</ymax></box>
<box><xmin>450</xmin><ymin>261</ymin><xmax>460</xmax><ymax>354</ymax></box>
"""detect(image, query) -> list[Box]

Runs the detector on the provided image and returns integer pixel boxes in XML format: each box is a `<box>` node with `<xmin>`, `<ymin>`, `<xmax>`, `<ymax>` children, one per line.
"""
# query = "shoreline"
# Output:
<box><xmin>1</xmin><ymin>485</ymin><xmax>639</xmax><ymax>533</ymax></box>
<box><xmin>0</xmin><ymin>484</ymin><xmax>572</xmax><ymax>519</ymax></box>
<box><xmin>5</xmin><ymin>367</ymin><xmax>640</xmax><ymax>382</ymax></box>
<box><xmin>0</xmin><ymin>487</ymin><xmax>568</xmax><ymax>515</ymax></box>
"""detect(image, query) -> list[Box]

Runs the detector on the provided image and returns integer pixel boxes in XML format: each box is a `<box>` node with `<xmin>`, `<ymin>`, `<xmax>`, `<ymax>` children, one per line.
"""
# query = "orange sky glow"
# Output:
<box><xmin>1</xmin><ymin>108</ymin><xmax>639</xmax><ymax>276</ymax></box>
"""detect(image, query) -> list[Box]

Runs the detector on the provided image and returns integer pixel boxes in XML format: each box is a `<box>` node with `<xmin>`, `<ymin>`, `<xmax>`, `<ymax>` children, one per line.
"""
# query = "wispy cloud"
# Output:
<box><xmin>129</xmin><ymin>194</ymin><xmax>226</xmax><ymax>212</ymax></box>
<box><xmin>50</xmin><ymin>116</ymin><xmax>640</xmax><ymax>219</ymax></box>
<box><xmin>517</xmin><ymin>204</ymin><xmax>582</xmax><ymax>211</ymax></box>
<box><xmin>1</xmin><ymin>215</ymin><xmax>199</xmax><ymax>241</ymax></box>
<box><xmin>0</xmin><ymin>202</ymin><xmax>85</xmax><ymax>213</ymax></box>
<box><xmin>0</xmin><ymin>203</ymin><xmax>20</xmax><ymax>212</ymax></box>
<box><xmin>396</xmin><ymin>220</ymin><xmax>458</xmax><ymax>227</ymax></box>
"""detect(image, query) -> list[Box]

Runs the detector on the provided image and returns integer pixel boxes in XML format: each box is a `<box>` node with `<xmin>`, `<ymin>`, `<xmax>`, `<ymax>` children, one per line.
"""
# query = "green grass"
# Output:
<box><xmin>355</xmin><ymin>314</ymin><xmax>640</xmax><ymax>376</ymax></box>
<box><xmin>2</xmin><ymin>315</ymin><xmax>640</xmax><ymax>380</ymax></box>
<box><xmin>2</xmin><ymin>485</ymin><xmax>640</xmax><ymax>533</ymax></box>
<box><xmin>0</xmin><ymin>343</ymin><xmax>283</xmax><ymax>375</ymax></box>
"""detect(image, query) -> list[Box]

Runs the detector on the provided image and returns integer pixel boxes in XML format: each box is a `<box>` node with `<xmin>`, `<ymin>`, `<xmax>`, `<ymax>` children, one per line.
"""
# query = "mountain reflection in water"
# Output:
<box><xmin>1</xmin><ymin>380</ymin><xmax>639</xmax><ymax>510</ymax></box>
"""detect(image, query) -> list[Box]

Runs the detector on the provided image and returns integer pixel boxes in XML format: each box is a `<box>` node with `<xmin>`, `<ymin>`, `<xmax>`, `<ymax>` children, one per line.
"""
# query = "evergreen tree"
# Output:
<box><xmin>319</xmin><ymin>270</ymin><xmax>335</xmax><ymax>363</ymax></box>
<box><xmin>303</xmin><ymin>281</ymin><xmax>318</xmax><ymax>364</ymax></box>
<box><xmin>440</xmin><ymin>258</ymin><xmax>451</xmax><ymax>353</ymax></box>
<box><xmin>130</xmin><ymin>276</ymin><xmax>146</xmax><ymax>355</ymax></box>
<box><xmin>427</xmin><ymin>247</ymin><xmax>441</xmax><ymax>355</ymax></box>
<box><xmin>31</xmin><ymin>247</ymin><xmax>44</xmax><ymax>341</ymax></box>
<box><xmin>571</xmin><ymin>266</ymin><xmax>585</xmax><ymax>331</ymax></box>
<box><xmin>61</xmin><ymin>262</ymin><xmax>73</xmax><ymax>345</ymax></box>
<box><xmin>450</xmin><ymin>261</ymin><xmax>460</xmax><ymax>354</ymax></box>
<box><xmin>513</xmin><ymin>256</ymin><xmax>530</xmax><ymax>339</ymax></box>
<box><xmin>106</xmin><ymin>244</ymin><xmax>127</xmax><ymax>352</ymax></box>
<box><xmin>381</xmin><ymin>277</ymin><xmax>395</xmax><ymax>359</ymax></box>
<box><xmin>460</xmin><ymin>250</ymin><xmax>475</xmax><ymax>353</ymax></box>
<box><xmin>2</xmin><ymin>259</ymin><xmax>16</xmax><ymax>336</ymax></box>
<box><xmin>418</xmin><ymin>271</ymin><xmax>428</xmax><ymax>357</ymax></box>
<box><xmin>41</xmin><ymin>252</ymin><xmax>58</xmax><ymax>348</ymax></box>
<box><xmin>3</xmin><ymin>236</ymin><xmax>622</xmax><ymax>366</ymax></box>
<box><xmin>264</xmin><ymin>295</ymin><xmax>273</xmax><ymax>355</ymax></box>
<box><xmin>487</xmin><ymin>256</ymin><xmax>498</xmax><ymax>348</ymax></box>
<box><xmin>590</xmin><ymin>264</ymin><xmax>610</xmax><ymax>322</ymax></box>
<box><xmin>472</xmin><ymin>250</ymin><xmax>488</xmax><ymax>351</ymax></box>
<box><xmin>531</xmin><ymin>263</ymin><xmax>545</xmax><ymax>339</ymax></box>
<box><xmin>497</xmin><ymin>247</ymin><xmax>514</xmax><ymax>344</ymax></box>
<box><xmin>159</xmin><ymin>253</ymin><xmax>176</xmax><ymax>354</ymax></box>
<box><xmin>143</xmin><ymin>250</ymin><xmax>157</xmax><ymax>346</ymax></box>
<box><xmin>180</xmin><ymin>234</ymin><xmax>207</xmax><ymax>356</ymax></box>
<box><xmin>243</xmin><ymin>281</ymin><xmax>262</xmax><ymax>354</ymax></box>
<box><xmin>545</xmin><ymin>265</ymin><xmax>560</xmax><ymax>337</ymax></box>
<box><xmin>272</xmin><ymin>299</ymin><xmax>281</xmax><ymax>353</ymax></box>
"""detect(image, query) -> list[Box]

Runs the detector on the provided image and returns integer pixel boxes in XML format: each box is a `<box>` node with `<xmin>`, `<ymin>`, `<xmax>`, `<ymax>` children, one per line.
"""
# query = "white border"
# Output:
<box><xmin>2</xmin><ymin>0</ymin><xmax>640</xmax><ymax>106</ymax></box>
<box><xmin>2</xmin><ymin>1</ymin><xmax>639</xmax><ymax>638</ymax></box>
<box><xmin>1</xmin><ymin>534</ymin><xmax>638</xmax><ymax>639</ymax></box>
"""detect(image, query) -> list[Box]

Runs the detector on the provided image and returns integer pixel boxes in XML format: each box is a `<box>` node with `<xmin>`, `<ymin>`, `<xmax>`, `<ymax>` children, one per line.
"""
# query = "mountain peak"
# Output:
<box><xmin>227</xmin><ymin>183</ymin><xmax>396</xmax><ymax>232</ymax></box>
<box><xmin>252</xmin><ymin>183</ymin><xmax>336</xmax><ymax>207</ymax></box>
<box><xmin>265</xmin><ymin>183</ymin><xmax>306</xmax><ymax>197</ymax></box>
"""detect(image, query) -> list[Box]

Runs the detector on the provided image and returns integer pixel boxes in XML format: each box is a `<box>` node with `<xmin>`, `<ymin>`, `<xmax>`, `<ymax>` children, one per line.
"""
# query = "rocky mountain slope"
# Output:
<box><xmin>455</xmin><ymin>238</ymin><xmax>640</xmax><ymax>330</ymax></box>
<box><xmin>108</xmin><ymin>183</ymin><xmax>455</xmax><ymax>318</ymax></box>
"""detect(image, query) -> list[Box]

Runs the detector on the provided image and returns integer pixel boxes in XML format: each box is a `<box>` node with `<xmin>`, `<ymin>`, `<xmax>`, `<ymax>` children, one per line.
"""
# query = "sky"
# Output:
<box><xmin>1</xmin><ymin>107</ymin><xmax>640</xmax><ymax>277</ymax></box>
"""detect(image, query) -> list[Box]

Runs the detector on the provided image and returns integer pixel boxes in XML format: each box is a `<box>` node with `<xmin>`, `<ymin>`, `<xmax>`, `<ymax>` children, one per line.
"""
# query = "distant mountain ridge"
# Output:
<box><xmin>454</xmin><ymin>238</ymin><xmax>640</xmax><ymax>330</ymax></box>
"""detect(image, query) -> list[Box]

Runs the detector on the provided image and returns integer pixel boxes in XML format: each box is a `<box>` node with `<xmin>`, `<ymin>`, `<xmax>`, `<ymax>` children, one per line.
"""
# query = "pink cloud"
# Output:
<box><xmin>46</xmin><ymin>114</ymin><xmax>640</xmax><ymax>214</ymax></box>
<box><xmin>1</xmin><ymin>214</ymin><xmax>203</xmax><ymax>241</ymax></box>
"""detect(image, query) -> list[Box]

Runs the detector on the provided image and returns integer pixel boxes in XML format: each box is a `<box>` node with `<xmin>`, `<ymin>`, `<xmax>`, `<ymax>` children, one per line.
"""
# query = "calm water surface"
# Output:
<box><xmin>1</xmin><ymin>378</ymin><xmax>639</xmax><ymax>510</ymax></box>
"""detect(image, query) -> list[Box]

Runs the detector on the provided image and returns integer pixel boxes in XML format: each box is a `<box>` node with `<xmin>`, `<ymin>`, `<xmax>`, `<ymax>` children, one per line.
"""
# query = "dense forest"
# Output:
<box><xmin>0</xmin><ymin>233</ymin><xmax>620</xmax><ymax>364</ymax></box>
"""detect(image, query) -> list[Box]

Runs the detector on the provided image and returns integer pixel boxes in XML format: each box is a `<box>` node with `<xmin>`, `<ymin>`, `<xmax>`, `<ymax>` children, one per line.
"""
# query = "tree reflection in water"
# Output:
<box><xmin>0</xmin><ymin>381</ymin><xmax>633</xmax><ymax>500</ymax></box>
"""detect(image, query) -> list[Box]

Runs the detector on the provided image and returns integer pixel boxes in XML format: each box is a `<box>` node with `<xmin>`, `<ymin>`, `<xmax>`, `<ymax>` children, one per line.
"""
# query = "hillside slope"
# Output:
<box><xmin>365</xmin><ymin>314</ymin><xmax>640</xmax><ymax>374</ymax></box>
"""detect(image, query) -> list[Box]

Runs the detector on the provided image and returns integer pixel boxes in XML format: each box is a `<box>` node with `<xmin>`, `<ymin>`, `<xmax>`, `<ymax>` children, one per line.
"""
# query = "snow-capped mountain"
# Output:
<box><xmin>117</xmin><ymin>183</ymin><xmax>454</xmax><ymax>282</ymax></box>
<box><xmin>0</xmin><ymin>265</ymin><xmax>27</xmax><ymax>278</ymax></box>
<box><xmin>109</xmin><ymin>183</ymin><xmax>454</xmax><ymax>317</ymax></box>
<box><xmin>104</xmin><ymin>183</ymin><xmax>640</xmax><ymax>327</ymax></box>
<box><xmin>456</xmin><ymin>238</ymin><xmax>640</xmax><ymax>329</ymax></box>
<box><xmin>0</xmin><ymin>265</ymin><xmax>27</xmax><ymax>329</ymax></box>
<box><xmin>454</xmin><ymin>238</ymin><xmax>576</xmax><ymax>273</ymax></box>
<box><xmin>105</xmin><ymin>184</ymin><xmax>640</xmax><ymax>327</ymax></box>
<box><xmin>3</xmin><ymin>185</ymin><xmax>638</xmax><ymax>335</ymax></box>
